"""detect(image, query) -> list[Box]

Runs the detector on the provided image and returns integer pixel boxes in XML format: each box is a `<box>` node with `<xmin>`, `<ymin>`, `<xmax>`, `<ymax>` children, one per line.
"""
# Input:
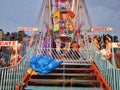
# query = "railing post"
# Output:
<box><xmin>111</xmin><ymin>42</ymin><xmax>117</xmax><ymax>90</ymax></box>
<box><xmin>0</xmin><ymin>69</ymin><xmax>4</xmax><ymax>89</ymax></box>
<box><xmin>112</xmin><ymin>47</ymin><xmax>115</xmax><ymax>67</ymax></box>
<box><xmin>112</xmin><ymin>68</ymin><xmax>116</xmax><ymax>90</ymax></box>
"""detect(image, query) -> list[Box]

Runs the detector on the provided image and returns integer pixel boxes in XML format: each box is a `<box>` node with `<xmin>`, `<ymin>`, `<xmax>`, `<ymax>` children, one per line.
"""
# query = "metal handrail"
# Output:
<box><xmin>37</xmin><ymin>48</ymin><xmax>91</xmax><ymax>63</ymax></box>
<box><xmin>0</xmin><ymin>43</ymin><xmax>37</xmax><ymax>90</ymax></box>
<box><xmin>0</xmin><ymin>44</ymin><xmax>92</xmax><ymax>90</ymax></box>
<box><xmin>0</xmin><ymin>40</ymin><xmax>120</xmax><ymax>90</ymax></box>
<box><xmin>94</xmin><ymin>52</ymin><xmax>120</xmax><ymax>90</ymax></box>
<box><xmin>1</xmin><ymin>43</ymin><xmax>120</xmax><ymax>90</ymax></box>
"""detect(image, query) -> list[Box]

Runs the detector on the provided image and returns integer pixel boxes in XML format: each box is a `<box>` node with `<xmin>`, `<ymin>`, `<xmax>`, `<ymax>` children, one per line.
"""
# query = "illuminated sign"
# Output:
<box><xmin>91</xmin><ymin>27</ymin><xmax>113</xmax><ymax>31</ymax></box>
<box><xmin>18</xmin><ymin>27</ymin><xmax>38</xmax><ymax>31</ymax></box>
<box><xmin>0</xmin><ymin>41</ymin><xmax>17</xmax><ymax>46</ymax></box>
<box><xmin>112</xmin><ymin>42</ymin><xmax>120</xmax><ymax>48</ymax></box>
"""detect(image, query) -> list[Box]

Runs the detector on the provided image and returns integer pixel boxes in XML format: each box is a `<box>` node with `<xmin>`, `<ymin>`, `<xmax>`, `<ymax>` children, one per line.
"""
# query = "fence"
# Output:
<box><xmin>1</xmin><ymin>44</ymin><xmax>119</xmax><ymax>90</ymax></box>
<box><xmin>94</xmin><ymin>52</ymin><xmax>120</xmax><ymax>90</ymax></box>
<box><xmin>0</xmin><ymin>43</ymin><xmax>37</xmax><ymax>90</ymax></box>
<box><xmin>0</xmin><ymin>44</ymin><xmax>92</xmax><ymax>90</ymax></box>
<box><xmin>37</xmin><ymin>48</ymin><xmax>92</xmax><ymax>64</ymax></box>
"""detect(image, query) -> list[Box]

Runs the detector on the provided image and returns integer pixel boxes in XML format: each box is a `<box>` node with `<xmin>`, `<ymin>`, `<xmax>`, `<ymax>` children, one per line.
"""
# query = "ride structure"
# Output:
<box><xmin>0</xmin><ymin>0</ymin><xmax>120</xmax><ymax>90</ymax></box>
<box><xmin>36</xmin><ymin>0</ymin><xmax>91</xmax><ymax>61</ymax></box>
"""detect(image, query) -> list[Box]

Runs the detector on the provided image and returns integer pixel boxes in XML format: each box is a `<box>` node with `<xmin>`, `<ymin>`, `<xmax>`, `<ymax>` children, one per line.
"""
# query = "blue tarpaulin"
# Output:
<box><xmin>30</xmin><ymin>56</ymin><xmax>63</xmax><ymax>75</ymax></box>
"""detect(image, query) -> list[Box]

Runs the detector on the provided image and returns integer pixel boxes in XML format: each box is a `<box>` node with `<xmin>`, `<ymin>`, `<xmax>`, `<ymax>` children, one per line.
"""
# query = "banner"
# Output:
<box><xmin>0</xmin><ymin>41</ymin><xmax>17</xmax><ymax>46</ymax></box>
<box><xmin>112</xmin><ymin>42</ymin><xmax>120</xmax><ymax>48</ymax></box>
<box><xmin>18</xmin><ymin>27</ymin><xmax>38</xmax><ymax>31</ymax></box>
<box><xmin>91</xmin><ymin>27</ymin><xmax>113</xmax><ymax>31</ymax></box>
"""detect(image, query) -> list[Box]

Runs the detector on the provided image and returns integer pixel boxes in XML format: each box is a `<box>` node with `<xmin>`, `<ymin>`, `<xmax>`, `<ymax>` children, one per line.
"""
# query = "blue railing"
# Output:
<box><xmin>0</xmin><ymin>42</ymin><xmax>119</xmax><ymax>90</ymax></box>
<box><xmin>0</xmin><ymin>43</ymin><xmax>37</xmax><ymax>90</ymax></box>
<box><xmin>94</xmin><ymin>52</ymin><xmax>120</xmax><ymax>90</ymax></box>
<box><xmin>0</xmin><ymin>46</ymin><xmax>91</xmax><ymax>90</ymax></box>
<box><xmin>37</xmin><ymin>48</ymin><xmax>91</xmax><ymax>63</ymax></box>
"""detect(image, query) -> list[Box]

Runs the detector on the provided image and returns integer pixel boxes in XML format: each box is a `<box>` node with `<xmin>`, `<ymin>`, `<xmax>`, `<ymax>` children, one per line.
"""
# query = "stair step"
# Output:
<box><xmin>27</xmin><ymin>64</ymin><xmax>100</xmax><ymax>88</ymax></box>
<box><xmin>61</xmin><ymin>63</ymin><xmax>91</xmax><ymax>66</ymax></box>
<box><xmin>28</xmin><ymin>79</ymin><xmax>100</xmax><ymax>87</ymax></box>
<box><xmin>53</xmin><ymin>68</ymin><xmax>94</xmax><ymax>73</ymax></box>
<box><xmin>45</xmin><ymin>73</ymin><xmax>97</xmax><ymax>77</ymax></box>
<box><xmin>29</xmin><ymin>79</ymin><xmax>99</xmax><ymax>83</ymax></box>
<box><xmin>56</xmin><ymin>68</ymin><xmax>94</xmax><ymax>71</ymax></box>
<box><xmin>25</xmin><ymin>86</ymin><xmax>102</xmax><ymax>90</ymax></box>
<box><xmin>31</xmin><ymin>74</ymin><xmax>97</xmax><ymax>80</ymax></box>
<box><xmin>59</xmin><ymin>64</ymin><xmax>91</xmax><ymax>68</ymax></box>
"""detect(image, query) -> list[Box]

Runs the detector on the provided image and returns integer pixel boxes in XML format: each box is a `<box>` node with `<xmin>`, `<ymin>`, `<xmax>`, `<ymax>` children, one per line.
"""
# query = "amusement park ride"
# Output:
<box><xmin>0</xmin><ymin>0</ymin><xmax>120</xmax><ymax>90</ymax></box>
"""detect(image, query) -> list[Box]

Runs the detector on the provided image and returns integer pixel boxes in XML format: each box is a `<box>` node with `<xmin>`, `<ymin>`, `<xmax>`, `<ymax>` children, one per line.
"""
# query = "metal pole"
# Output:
<box><xmin>15</xmin><ymin>41</ymin><xmax>18</xmax><ymax>66</ymax></box>
<box><xmin>111</xmin><ymin>29</ymin><xmax>116</xmax><ymax>90</ymax></box>
<box><xmin>12</xmin><ymin>41</ymin><xmax>18</xmax><ymax>90</ymax></box>
<box><xmin>112</xmin><ymin>47</ymin><xmax>115</xmax><ymax>67</ymax></box>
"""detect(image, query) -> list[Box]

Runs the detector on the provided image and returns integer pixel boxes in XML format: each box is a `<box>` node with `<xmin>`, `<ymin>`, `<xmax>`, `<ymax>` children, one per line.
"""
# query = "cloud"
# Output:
<box><xmin>0</xmin><ymin>0</ymin><xmax>120</xmax><ymax>40</ymax></box>
<box><xmin>86</xmin><ymin>0</ymin><xmax>120</xmax><ymax>40</ymax></box>
<box><xmin>0</xmin><ymin>0</ymin><xmax>42</xmax><ymax>32</ymax></box>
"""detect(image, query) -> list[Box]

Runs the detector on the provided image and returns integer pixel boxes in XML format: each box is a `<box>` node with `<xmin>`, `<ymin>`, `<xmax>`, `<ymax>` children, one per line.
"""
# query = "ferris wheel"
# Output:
<box><xmin>29</xmin><ymin>0</ymin><xmax>93</xmax><ymax>60</ymax></box>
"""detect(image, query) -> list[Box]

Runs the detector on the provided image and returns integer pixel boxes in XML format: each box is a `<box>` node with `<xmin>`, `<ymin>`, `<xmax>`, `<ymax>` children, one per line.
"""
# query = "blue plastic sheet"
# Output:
<box><xmin>30</xmin><ymin>56</ymin><xmax>63</xmax><ymax>75</ymax></box>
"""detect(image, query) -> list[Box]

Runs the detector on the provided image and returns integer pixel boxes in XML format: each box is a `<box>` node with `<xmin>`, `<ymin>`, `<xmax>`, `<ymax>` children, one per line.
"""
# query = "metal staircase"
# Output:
<box><xmin>25</xmin><ymin>63</ymin><xmax>103</xmax><ymax>90</ymax></box>
<box><xmin>0</xmin><ymin>47</ymin><xmax>118</xmax><ymax>90</ymax></box>
<box><xmin>0</xmin><ymin>0</ymin><xmax>120</xmax><ymax>90</ymax></box>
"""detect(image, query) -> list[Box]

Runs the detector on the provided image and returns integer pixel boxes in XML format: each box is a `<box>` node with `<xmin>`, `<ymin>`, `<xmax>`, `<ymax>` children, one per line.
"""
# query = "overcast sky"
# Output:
<box><xmin>86</xmin><ymin>0</ymin><xmax>120</xmax><ymax>40</ymax></box>
<box><xmin>0</xmin><ymin>0</ymin><xmax>120</xmax><ymax>40</ymax></box>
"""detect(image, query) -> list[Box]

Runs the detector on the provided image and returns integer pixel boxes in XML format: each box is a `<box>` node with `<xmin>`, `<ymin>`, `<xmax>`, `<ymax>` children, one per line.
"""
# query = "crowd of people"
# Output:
<box><xmin>0</xmin><ymin>41</ymin><xmax>27</xmax><ymax>67</ymax></box>
<box><xmin>51</xmin><ymin>35</ymin><xmax>88</xmax><ymax>61</ymax></box>
<box><xmin>0</xmin><ymin>30</ymin><xmax>119</xmax><ymax>68</ymax></box>
<box><xmin>0</xmin><ymin>31</ymin><xmax>27</xmax><ymax>67</ymax></box>
<box><xmin>93</xmin><ymin>34</ymin><xmax>120</xmax><ymax>68</ymax></box>
<box><xmin>52</xmin><ymin>33</ymin><xmax>120</xmax><ymax>68</ymax></box>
